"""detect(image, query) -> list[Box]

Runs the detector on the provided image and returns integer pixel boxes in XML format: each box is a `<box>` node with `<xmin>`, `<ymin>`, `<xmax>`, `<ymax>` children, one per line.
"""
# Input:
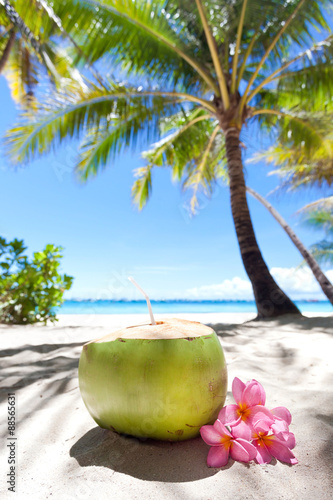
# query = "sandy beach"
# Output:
<box><xmin>1</xmin><ymin>312</ymin><xmax>332</xmax><ymax>500</ymax></box>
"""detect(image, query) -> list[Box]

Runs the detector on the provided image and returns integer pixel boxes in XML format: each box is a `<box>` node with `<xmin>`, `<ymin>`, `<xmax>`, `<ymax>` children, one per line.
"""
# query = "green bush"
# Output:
<box><xmin>0</xmin><ymin>237</ymin><xmax>73</xmax><ymax>324</ymax></box>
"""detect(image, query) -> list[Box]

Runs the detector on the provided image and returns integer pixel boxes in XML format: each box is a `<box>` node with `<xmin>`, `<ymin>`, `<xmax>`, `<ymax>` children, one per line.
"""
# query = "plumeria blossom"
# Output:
<box><xmin>251</xmin><ymin>419</ymin><xmax>298</xmax><ymax>465</ymax></box>
<box><xmin>218</xmin><ymin>377</ymin><xmax>275</xmax><ymax>438</ymax></box>
<box><xmin>200</xmin><ymin>377</ymin><xmax>297</xmax><ymax>468</ymax></box>
<box><xmin>200</xmin><ymin>419</ymin><xmax>257</xmax><ymax>467</ymax></box>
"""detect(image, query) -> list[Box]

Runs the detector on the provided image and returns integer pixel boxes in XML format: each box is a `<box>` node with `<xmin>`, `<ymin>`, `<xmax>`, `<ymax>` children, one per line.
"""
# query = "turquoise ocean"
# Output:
<box><xmin>59</xmin><ymin>300</ymin><xmax>332</xmax><ymax>314</ymax></box>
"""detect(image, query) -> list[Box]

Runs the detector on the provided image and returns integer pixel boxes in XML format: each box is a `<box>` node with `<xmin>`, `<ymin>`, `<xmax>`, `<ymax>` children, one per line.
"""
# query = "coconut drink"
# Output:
<box><xmin>78</xmin><ymin>279</ymin><xmax>227</xmax><ymax>441</ymax></box>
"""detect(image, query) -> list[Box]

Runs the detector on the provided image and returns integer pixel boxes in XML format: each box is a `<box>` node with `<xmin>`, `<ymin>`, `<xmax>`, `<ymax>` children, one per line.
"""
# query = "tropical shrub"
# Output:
<box><xmin>0</xmin><ymin>236</ymin><xmax>73</xmax><ymax>324</ymax></box>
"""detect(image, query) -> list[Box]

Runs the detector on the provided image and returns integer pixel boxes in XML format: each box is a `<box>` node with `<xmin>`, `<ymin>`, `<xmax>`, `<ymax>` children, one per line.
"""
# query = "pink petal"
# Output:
<box><xmin>207</xmin><ymin>445</ymin><xmax>230</xmax><ymax>467</ymax></box>
<box><xmin>252</xmin><ymin>418</ymin><xmax>271</xmax><ymax>434</ymax></box>
<box><xmin>232</xmin><ymin>438</ymin><xmax>257</xmax><ymax>462</ymax></box>
<box><xmin>248</xmin><ymin>406</ymin><xmax>275</xmax><ymax>427</ymax></box>
<box><xmin>253</xmin><ymin>441</ymin><xmax>273</xmax><ymax>464</ymax></box>
<box><xmin>213</xmin><ymin>419</ymin><xmax>232</xmax><ymax>437</ymax></box>
<box><xmin>230</xmin><ymin>440</ymin><xmax>250</xmax><ymax>463</ymax></box>
<box><xmin>271</xmin><ymin>406</ymin><xmax>292</xmax><ymax>425</ymax></box>
<box><xmin>271</xmin><ymin>427</ymin><xmax>290</xmax><ymax>444</ymax></box>
<box><xmin>232</xmin><ymin>377</ymin><xmax>246</xmax><ymax>405</ymax></box>
<box><xmin>271</xmin><ymin>418</ymin><xmax>289</xmax><ymax>434</ymax></box>
<box><xmin>200</xmin><ymin>425</ymin><xmax>222</xmax><ymax>446</ymax></box>
<box><xmin>242</xmin><ymin>381</ymin><xmax>264</xmax><ymax>407</ymax></box>
<box><xmin>284</xmin><ymin>432</ymin><xmax>296</xmax><ymax>450</ymax></box>
<box><xmin>253</xmin><ymin>379</ymin><xmax>266</xmax><ymax>406</ymax></box>
<box><xmin>265</xmin><ymin>436</ymin><xmax>298</xmax><ymax>464</ymax></box>
<box><xmin>218</xmin><ymin>404</ymin><xmax>239</xmax><ymax>425</ymax></box>
<box><xmin>273</xmin><ymin>431</ymin><xmax>296</xmax><ymax>450</ymax></box>
<box><xmin>230</xmin><ymin>420</ymin><xmax>252</xmax><ymax>441</ymax></box>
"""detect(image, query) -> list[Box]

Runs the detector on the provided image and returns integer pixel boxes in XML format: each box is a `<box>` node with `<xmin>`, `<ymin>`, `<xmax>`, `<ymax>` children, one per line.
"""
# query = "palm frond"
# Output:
<box><xmin>50</xmin><ymin>0</ymin><xmax>217</xmax><ymax>92</ymax></box>
<box><xmin>307</xmin><ymin>243</ymin><xmax>333</xmax><ymax>266</ymax></box>
<box><xmin>3</xmin><ymin>37</ymin><xmax>39</xmax><ymax>106</ymax></box>
<box><xmin>252</xmin><ymin>108</ymin><xmax>332</xmax><ymax>159</ymax></box>
<box><xmin>254</xmin><ymin>109</ymin><xmax>333</xmax><ymax>190</ymax></box>
<box><xmin>131</xmin><ymin>166</ymin><xmax>152</xmax><ymax>210</ymax></box>
<box><xmin>247</xmin><ymin>34</ymin><xmax>333</xmax><ymax>103</ymax></box>
<box><xmin>0</xmin><ymin>0</ymin><xmax>90</xmax><ymax>105</ymax></box>
<box><xmin>273</xmin><ymin>67</ymin><xmax>333</xmax><ymax>114</ymax></box>
<box><xmin>0</xmin><ymin>26</ymin><xmax>15</xmax><ymax>72</ymax></box>
<box><xmin>134</xmin><ymin>109</ymin><xmax>226</xmax><ymax>210</ymax></box>
<box><xmin>143</xmin><ymin>110</ymin><xmax>219</xmax><ymax>179</ymax></box>
<box><xmin>143</xmin><ymin>110</ymin><xmax>214</xmax><ymax>167</ymax></box>
<box><xmin>299</xmin><ymin>196</ymin><xmax>333</xmax><ymax>212</ymax></box>
<box><xmin>6</xmin><ymin>82</ymin><xmax>195</xmax><ymax>163</ymax></box>
<box><xmin>184</xmin><ymin>124</ymin><xmax>221</xmax><ymax>213</ymax></box>
<box><xmin>301</xmin><ymin>208</ymin><xmax>333</xmax><ymax>236</ymax></box>
<box><xmin>299</xmin><ymin>198</ymin><xmax>333</xmax><ymax>266</ymax></box>
<box><xmin>76</xmin><ymin>96</ymin><xmax>180</xmax><ymax>179</ymax></box>
<box><xmin>231</xmin><ymin>0</ymin><xmax>248</xmax><ymax>93</ymax></box>
<box><xmin>194</xmin><ymin>0</ymin><xmax>229</xmax><ymax>104</ymax></box>
<box><xmin>240</xmin><ymin>0</ymin><xmax>307</xmax><ymax>109</ymax></box>
<box><xmin>268</xmin><ymin>154</ymin><xmax>333</xmax><ymax>189</ymax></box>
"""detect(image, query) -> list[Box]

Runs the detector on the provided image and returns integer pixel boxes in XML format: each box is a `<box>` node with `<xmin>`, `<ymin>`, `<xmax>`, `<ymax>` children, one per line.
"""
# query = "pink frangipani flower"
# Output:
<box><xmin>251</xmin><ymin>419</ymin><xmax>298</xmax><ymax>465</ymax></box>
<box><xmin>200</xmin><ymin>419</ymin><xmax>257</xmax><ymax>467</ymax></box>
<box><xmin>218</xmin><ymin>377</ymin><xmax>274</xmax><ymax>437</ymax></box>
<box><xmin>200</xmin><ymin>377</ymin><xmax>297</xmax><ymax>468</ymax></box>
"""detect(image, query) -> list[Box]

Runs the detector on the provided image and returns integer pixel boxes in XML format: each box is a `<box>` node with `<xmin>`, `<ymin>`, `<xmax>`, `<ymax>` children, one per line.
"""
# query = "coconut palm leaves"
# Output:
<box><xmin>258</xmin><ymin>109</ymin><xmax>333</xmax><ymax>189</ymax></box>
<box><xmin>6</xmin><ymin>0</ymin><xmax>332</xmax><ymax>165</ymax></box>
<box><xmin>54</xmin><ymin>0</ymin><xmax>330</xmax><ymax>94</ymax></box>
<box><xmin>0</xmin><ymin>0</ymin><xmax>41</xmax><ymax>104</ymax></box>
<box><xmin>76</xmin><ymin>94</ymin><xmax>183</xmax><ymax>179</ymax></box>
<box><xmin>132</xmin><ymin>109</ymin><xmax>226</xmax><ymax>210</ymax></box>
<box><xmin>0</xmin><ymin>0</ymin><xmax>92</xmax><ymax>105</ymax></box>
<box><xmin>300</xmin><ymin>197</ymin><xmax>333</xmax><ymax>266</ymax></box>
<box><xmin>8</xmin><ymin>80</ymin><xmax>187</xmax><ymax>184</ymax></box>
<box><xmin>265</xmin><ymin>144</ymin><xmax>333</xmax><ymax>189</ymax></box>
<box><xmin>308</xmin><ymin>241</ymin><xmax>333</xmax><ymax>266</ymax></box>
<box><xmin>0</xmin><ymin>24</ymin><xmax>15</xmax><ymax>72</ymax></box>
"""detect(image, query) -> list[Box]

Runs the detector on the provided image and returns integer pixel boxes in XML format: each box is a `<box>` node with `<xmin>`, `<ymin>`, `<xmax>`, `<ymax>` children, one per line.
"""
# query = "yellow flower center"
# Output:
<box><xmin>253</xmin><ymin>431</ymin><xmax>274</xmax><ymax>447</ymax></box>
<box><xmin>220</xmin><ymin>435</ymin><xmax>232</xmax><ymax>449</ymax></box>
<box><xmin>236</xmin><ymin>403</ymin><xmax>251</xmax><ymax>421</ymax></box>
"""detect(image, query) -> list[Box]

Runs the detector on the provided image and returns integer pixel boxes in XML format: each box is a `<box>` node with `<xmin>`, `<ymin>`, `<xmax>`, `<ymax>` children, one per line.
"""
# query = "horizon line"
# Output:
<box><xmin>63</xmin><ymin>298</ymin><xmax>330</xmax><ymax>303</ymax></box>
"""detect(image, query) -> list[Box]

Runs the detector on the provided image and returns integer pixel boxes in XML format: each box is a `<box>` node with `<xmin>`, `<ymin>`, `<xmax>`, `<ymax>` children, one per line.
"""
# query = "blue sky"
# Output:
<box><xmin>0</xmin><ymin>77</ymin><xmax>331</xmax><ymax>301</ymax></box>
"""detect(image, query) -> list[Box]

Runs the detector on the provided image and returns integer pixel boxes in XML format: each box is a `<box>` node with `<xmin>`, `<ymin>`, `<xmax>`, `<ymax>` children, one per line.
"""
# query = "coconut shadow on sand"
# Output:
<box><xmin>70</xmin><ymin>426</ymin><xmax>235</xmax><ymax>482</ymax></box>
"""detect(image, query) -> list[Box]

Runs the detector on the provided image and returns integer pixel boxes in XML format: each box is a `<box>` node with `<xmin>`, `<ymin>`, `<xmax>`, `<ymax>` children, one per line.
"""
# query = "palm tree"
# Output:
<box><xmin>246</xmin><ymin>187</ymin><xmax>333</xmax><ymax>304</ymax></box>
<box><xmin>5</xmin><ymin>0</ymin><xmax>333</xmax><ymax>317</ymax></box>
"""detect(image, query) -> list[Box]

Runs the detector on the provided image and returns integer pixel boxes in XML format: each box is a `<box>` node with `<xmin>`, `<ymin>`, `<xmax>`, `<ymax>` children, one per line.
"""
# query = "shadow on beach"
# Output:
<box><xmin>208</xmin><ymin>314</ymin><xmax>333</xmax><ymax>337</ymax></box>
<box><xmin>0</xmin><ymin>342</ymin><xmax>83</xmax><ymax>405</ymax></box>
<box><xmin>70</xmin><ymin>426</ymin><xmax>228</xmax><ymax>482</ymax></box>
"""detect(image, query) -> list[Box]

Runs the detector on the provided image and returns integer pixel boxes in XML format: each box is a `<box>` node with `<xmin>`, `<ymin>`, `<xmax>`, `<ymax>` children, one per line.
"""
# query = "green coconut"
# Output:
<box><xmin>78</xmin><ymin>318</ymin><xmax>227</xmax><ymax>441</ymax></box>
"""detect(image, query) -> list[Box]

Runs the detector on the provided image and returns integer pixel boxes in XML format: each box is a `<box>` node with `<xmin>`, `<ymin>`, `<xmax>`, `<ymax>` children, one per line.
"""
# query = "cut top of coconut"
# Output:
<box><xmin>90</xmin><ymin>318</ymin><xmax>215</xmax><ymax>343</ymax></box>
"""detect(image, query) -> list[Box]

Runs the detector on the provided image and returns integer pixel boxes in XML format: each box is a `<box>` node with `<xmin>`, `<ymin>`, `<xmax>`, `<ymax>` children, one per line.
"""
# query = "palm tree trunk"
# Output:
<box><xmin>247</xmin><ymin>186</ymin><xmax>333</xmax><ymax>305</ymax></box>
<box><xmin>0</xmin><ymin>29</ymin><xmax>16</xmax><ymax>73</ymax></box>
<box><xmin>225</xmin><ymin>127</ymin><xmax>300</xmax><ymax>318</ymax></box>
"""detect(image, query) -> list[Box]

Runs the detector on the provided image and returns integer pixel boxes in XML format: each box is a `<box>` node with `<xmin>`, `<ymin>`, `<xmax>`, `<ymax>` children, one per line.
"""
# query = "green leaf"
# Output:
<box><xmin>0</xmin><ymin>235</ymin><xmax>73</xmax><ymax>324</ymax></box>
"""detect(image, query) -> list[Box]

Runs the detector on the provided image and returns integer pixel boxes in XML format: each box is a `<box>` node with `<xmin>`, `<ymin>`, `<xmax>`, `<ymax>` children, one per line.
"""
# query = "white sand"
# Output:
<box><xmin>0</xmin><ymin>312</ymin><xmax>332</xmax><ymax>500</ymax></box>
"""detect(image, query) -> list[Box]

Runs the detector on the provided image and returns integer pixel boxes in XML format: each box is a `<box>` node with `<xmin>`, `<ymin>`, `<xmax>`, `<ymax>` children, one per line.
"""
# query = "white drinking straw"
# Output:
<box><xmin>128</xmin><ymin>277</ymin><xmax>156</xmax><ymax>325</ymax></box>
